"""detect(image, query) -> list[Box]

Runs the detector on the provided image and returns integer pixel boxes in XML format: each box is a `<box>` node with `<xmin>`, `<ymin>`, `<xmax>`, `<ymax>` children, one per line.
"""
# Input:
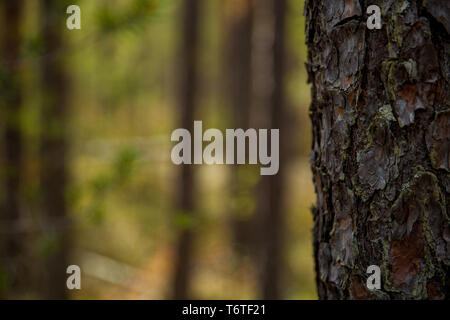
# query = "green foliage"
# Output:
<box><xmin>113</xmin><ymin>147</ymin><xmax>139</xmax><ymax>184</ymax></box>
<box><xmin>0</xmin><ymin>268</ymin><xmax>11</xmax><ymax>294</ymax></box>
<box><xmin>96</xmin><ymin>0</ymin><xmax>160</xmax><ymax>34</ymax></box>
<box><xmin>174</xmin><ymin>210</ymin><xmax>198</xmax><ymax>231</ymax></box>
<box><xmin>35</xmin><ymin>233</ymin><xmax>61</xmax><ymax>259</ymax></box>
<box><xmin>231</xmin><ymin>166</ymin><xmax>260</xmax><ymax>220</ymax></box>
<box><xmin>22</xmin><ymin>35</ymin><xmax>45</xmax><ymax>58</ymax></box>
<box><xmin>85</xmin><ymin>148</ymin><xmax>139</xmax><ymax>224</ymax></box>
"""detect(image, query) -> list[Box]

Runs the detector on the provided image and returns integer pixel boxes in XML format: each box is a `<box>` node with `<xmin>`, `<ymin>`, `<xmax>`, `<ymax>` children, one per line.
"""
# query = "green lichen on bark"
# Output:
<box><xmin>306</xmin><ymin>0</ymin><xmax>449</xmax><ymax>299</ymax></box>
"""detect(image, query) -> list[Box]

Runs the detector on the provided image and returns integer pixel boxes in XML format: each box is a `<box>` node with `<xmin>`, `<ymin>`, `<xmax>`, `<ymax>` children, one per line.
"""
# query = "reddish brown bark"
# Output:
<box><xmin>306</xmin><ymin>0</ymin><xmax>449</xmax><ymax>299</ymax></box>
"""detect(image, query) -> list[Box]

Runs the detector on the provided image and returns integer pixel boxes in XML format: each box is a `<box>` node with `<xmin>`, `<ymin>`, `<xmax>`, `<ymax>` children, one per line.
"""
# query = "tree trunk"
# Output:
<box><xmin>0</xmin><ymin>0</ymin><xmax>25</xmax><ymax>298</ymax></box>
<box><xmin>306</xmin><ymin>0</ymin><xmax>449</xmax><ymax>299</ymax></box>
<box><xmin>172</xmin><ymin>0</ymin><xmax>201</xmax><ymax>300</ymax></box>
<box><xmin>40</xmin><ymin>0</ymin><xmax>71</xmax><ymax>299</ymax></box>
<box><xmin>222</xmin><ymin>0</ymin><xmax>256</xmax><ymax>256</ymax></box>
<box><xmin>259</xmin><ymin>0</ymin><xmax>288</xmax><ymax>300</ymax></box>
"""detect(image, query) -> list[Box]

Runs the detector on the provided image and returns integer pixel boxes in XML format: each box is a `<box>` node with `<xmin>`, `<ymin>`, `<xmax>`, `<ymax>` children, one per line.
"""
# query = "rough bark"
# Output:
<box><xmin>172</xmin><ymin>0</ymin><xmax>201</xmax><ymax>300</ymax></box>
<box><xmin>306</xmin><ymin>0</ymin><xmax>449</xmax><ymax>299</ymax></box>
<box><xmin>40</xmin><ymin>0</ymin><xmax>71</xmax><ymax>299</ymax></box>
<box><xmin>0</xmin><ymin>0</ymin><xmax>25</xmax><ymax>298</ymax></box>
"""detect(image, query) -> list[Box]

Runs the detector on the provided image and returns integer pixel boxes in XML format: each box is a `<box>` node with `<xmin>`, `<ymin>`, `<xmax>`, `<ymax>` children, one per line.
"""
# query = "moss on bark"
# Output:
<box><xmin>306</xmin><ymin>0</ymin><xmax>449</xmax><ymax>299</ymax></box>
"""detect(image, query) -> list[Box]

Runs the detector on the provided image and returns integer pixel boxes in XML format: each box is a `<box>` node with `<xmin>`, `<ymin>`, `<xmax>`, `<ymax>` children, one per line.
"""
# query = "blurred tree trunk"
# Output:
<box><xmin>0</xmin><ymin>0</ymin><xmax>25</xmax><ymax>298</ymax></box>
<box><xmin>306</xmin><ymin>0</ymin><xmax>449</xmax><ymax>299</ymax></box>
<box><xmin>40</xmin><ymin>0</ymin><xmax>71</xmax><ymax>299</ymax></box>
<box><xmin>222</xmin><ymin>0</ymin><xmax>256</xmax><ymax>256</ymax></box>
<box><xmin>259</xmin><ymin>0</ymin><xmax>288</xmax><ymax>300</ymax></box>
<box><xmin>172</xmin><ymin>0</ymin><xmax>201</xmax><ymax>300</ymax></box>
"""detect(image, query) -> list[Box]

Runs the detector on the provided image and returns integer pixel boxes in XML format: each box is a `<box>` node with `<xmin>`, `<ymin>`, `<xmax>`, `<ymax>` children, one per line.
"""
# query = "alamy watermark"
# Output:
<box><xmin>366</xmin><ymin>5</ymin><xmax>381</xmax><ymax>30</ymax></box>
<box><xmin>366</xmin><ymin>265</ymin><xmax>381</xmax><ymax>290</ymax></box>
<box><xmin>66</xmin><ymin>265</ymin><xmax>81</xmax><ymax>290</ymax></box>
<box><xmin>171</xmin><ymin>121</ymin><xmax>279</xmax><ymax>176</ymax></box>
<box><xmin>66</xmin><ymin>5</ymin><xmax>81</xmax><ymax>30</ymax></box>
<box><xmin>64</xmin><ymin>4</ymin><xmax>381</xmax><ymax>31</ymax></box>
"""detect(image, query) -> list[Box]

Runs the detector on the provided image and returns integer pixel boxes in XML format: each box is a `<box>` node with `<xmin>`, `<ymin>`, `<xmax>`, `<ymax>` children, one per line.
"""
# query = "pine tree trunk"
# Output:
<box><xmin>40</xmin><ymin>0</ymin><xmax>71</xmax><ymax>299</ymax></box>
<box><xmin>260</xmin><ymin>0</ymin><xmax>287</xmax><ymax>300</ymax></box>
<box><xmin>222</xmin><ymin>0</ymin><xmax>256</xmax><ymax>256</ymax></box>
<box><xmin>306</xmin><ymin>0</ymin><xmax>449</xmax><ymax>299</ymax></box>
<box><xmin>0</xmin><ymin>0</ymin><xmax>25</xmax><ymax>298</ymax></box>
<box><xmin>172</xmin><ymin>0</ymin><xmax>201</xmax><ymax>299</ymax></box>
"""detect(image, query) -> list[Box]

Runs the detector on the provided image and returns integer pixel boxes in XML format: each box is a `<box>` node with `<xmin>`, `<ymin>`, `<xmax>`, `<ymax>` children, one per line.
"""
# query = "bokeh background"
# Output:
<box><xmin>0</xmin><ymin>0</ymin><xmax>315</xmax><ymax>299</ymax></box>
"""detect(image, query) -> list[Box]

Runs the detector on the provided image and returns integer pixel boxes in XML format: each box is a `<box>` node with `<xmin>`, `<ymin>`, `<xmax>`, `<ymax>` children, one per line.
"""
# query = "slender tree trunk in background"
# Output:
<box><xmin>172</xmin><ymin>0</ymin><xmax>201</xmax><ymax>300</ymax></box>
<box><xmin>40</xmin><ymin>0</ymin><xmax>71</xmax><ymax>299</ymax></box>
<box><xmin>259</xmin><ymin>0</ymin><xmax>287</xmax><ymax>300</ymax></box>
<box><xmin>222</xmin><ymin>0</ymin><xmax>256</xmax><ymax>256</ymax></box>
<box><xmin>306</xmin><ymin>0</ymin><xmax>449</xmax><ymax>299</ymax></box>
<box><xmin>0</xmin><ymin>0</ymin><xmax>25</xmax><ymax>298</ymax></box>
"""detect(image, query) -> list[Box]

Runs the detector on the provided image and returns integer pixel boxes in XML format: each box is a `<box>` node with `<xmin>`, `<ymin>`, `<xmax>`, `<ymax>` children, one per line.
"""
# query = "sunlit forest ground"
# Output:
<box><xmin>14</xmin><ymin>0</ymin><xmax>315</xmax><ymax>299</ymax></box>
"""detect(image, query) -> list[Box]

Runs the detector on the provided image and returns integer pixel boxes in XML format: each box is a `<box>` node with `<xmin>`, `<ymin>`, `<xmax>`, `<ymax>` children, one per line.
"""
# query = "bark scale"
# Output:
<box><xmin>306</xmin><ymin>0</ymin><xmax>449</xmax><ymax>299</ymax></box>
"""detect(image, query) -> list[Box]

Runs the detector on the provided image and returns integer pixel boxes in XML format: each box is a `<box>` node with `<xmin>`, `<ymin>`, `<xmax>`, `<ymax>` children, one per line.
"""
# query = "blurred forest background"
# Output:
<box><xmin>0</xmin><ymin>0</ymin><xmax>315</xmax><ymax>299</ymax></box>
